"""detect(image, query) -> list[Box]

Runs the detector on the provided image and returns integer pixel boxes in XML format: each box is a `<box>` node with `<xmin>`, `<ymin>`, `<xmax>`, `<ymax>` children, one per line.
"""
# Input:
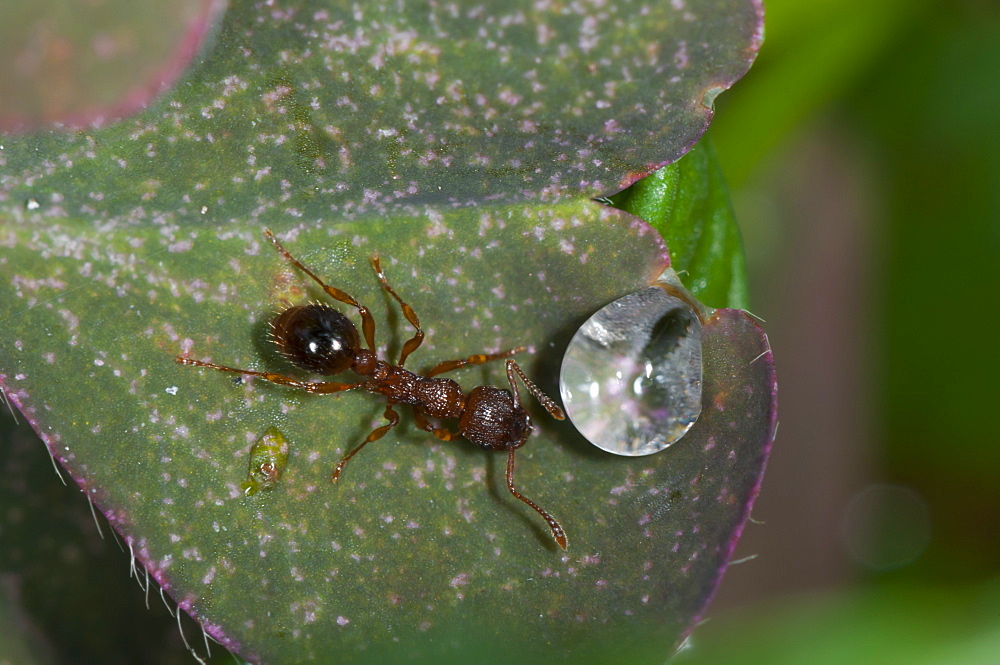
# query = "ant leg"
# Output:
<box><xmin>332</xmin><ymin>401</ymin><xmax>400</xmax><ymax>481</ymax></box>
<box><xmin>506</xmin><ymin>359</ymin><xmax>565</xmax><ymax>420</ymax></box>
<box><xmin>425</xmin><ymin>347</ymin><xmax>525</xmax><ymax>378</ymax></box>
<box><xmin>176</xmin><ymin>357</ymin><xmax>362</xmax><ymax>394</ymax></box>
<box><xmin>413</xmin><ymin>410</ymin><xmax>459</xmax><ymax>442</ymax></box>
<box><xmin>263</xmin><ymin>229</ymin><xmax>378</xmax><ymax>353</ymax></box>
<box><xmin>371</xmin><ymin>255</ymin><xmax>424</xmax><ymax>367</ymax></box>
<box><xmin>506</xmin><ymin>447</ymin><xmax>568</xmax><ymax>550</ymax></box>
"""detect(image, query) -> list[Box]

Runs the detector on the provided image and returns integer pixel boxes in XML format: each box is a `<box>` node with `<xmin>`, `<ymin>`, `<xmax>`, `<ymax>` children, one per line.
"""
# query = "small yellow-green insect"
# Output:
<box><xmin>241</xmin><ymin>427</ymin><xmax>290</xmax><ymax>496</ymax></box>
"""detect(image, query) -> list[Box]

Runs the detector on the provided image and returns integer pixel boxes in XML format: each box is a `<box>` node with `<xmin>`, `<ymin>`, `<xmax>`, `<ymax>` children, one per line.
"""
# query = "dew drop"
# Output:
<box><xmin>559</xmin><ymin>270</ymin><xmax>707</xmax><ymax>456</ymax></box>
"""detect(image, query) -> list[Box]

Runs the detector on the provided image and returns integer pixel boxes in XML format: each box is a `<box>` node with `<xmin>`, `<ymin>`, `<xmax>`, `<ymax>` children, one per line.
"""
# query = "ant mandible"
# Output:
<box><xmin>176</xmin><ymin>230</ymin><xmax>568</xmax><ymax>549</ymax></box>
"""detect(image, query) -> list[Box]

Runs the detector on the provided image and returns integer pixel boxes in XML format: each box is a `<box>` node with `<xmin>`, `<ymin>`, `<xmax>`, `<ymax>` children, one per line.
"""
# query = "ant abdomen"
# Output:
<box><xmin>460</xmin><ymin>386</ymin><xmax>531</xmax><ymax>451</ymax></box>
<box><xmin>271</xmin><ymin>304</ymin><xmax>359</xmax><ymax>375</ymax></box>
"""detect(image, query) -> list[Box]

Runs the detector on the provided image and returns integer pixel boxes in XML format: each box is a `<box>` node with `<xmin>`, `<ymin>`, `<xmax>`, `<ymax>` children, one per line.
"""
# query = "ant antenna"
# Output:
<box><xmin>506</xmin><ymin>448</ymin><xmax>568</xmax><ymax>549</ymax></box>
<box><xmin>506</xmin><ymin>359</ymin><xmax>565</xmax><ymax>420</ymax></box>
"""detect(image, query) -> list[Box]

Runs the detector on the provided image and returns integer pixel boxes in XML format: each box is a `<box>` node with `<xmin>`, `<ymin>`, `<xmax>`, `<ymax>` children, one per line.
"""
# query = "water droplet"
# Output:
<box><xmin>559</xmin><ymin>269</ymin><xmax>708</xmax><ymax>456</ymax></box>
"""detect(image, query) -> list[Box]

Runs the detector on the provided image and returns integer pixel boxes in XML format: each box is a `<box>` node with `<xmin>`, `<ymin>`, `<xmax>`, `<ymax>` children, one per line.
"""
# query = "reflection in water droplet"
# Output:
<box><xmin>559</xmin><ymin>271</ymin><xmax>707</xmax><ymax>456</ymax></box>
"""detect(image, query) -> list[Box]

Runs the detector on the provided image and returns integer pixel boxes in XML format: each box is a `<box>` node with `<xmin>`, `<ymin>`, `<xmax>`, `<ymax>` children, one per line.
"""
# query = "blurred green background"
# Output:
<box><xmin>3</xmin><ymin>0</ymin><xmax>1000</xmax><ymax>663</ymax></box>
<box><xmin>688</xmin><ymin>0</ymin><xmax>1000</xmax><ymax>661</ymax></box>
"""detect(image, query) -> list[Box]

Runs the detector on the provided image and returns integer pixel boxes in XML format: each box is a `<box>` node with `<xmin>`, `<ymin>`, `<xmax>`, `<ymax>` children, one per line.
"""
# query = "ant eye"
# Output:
<box><xmin>271</xmin><ymin>304</ymin><xmax>359</xmax><ymax>375</ymax></box>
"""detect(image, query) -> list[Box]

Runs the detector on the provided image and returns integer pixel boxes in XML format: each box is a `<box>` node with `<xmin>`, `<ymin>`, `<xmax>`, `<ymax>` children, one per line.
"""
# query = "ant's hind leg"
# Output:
<box><xmin>332</xmin><ymin>401</ymin><xmax>400</xmax><ymax>481</ymax></box>
<box><xmin>371</xmin><ymin>255</ymin><xmax>424</xmax><ymax>367</ymax></box>
<box><xmin>176</xmin><ymin>357</ymin><xmax>362</xmax><ymax>394</ymax></box>
<box><xmin>263</xmin><ymin>229</ymin><xmax>379</xmax><ymax>353</ymax></box>
<box><xmin>425</xmin><ymin>347</ymin><xmax>525</xmax><ymax>378</ymax></box>
<box><xmin>413</xmin><ymin>410</ymin><xmax>459</xmax><ymax>442</ymax></box>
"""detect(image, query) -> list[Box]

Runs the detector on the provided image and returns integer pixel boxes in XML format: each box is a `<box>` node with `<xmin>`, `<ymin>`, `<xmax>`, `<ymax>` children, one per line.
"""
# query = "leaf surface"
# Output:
<box><xmin>1</xmin><ymin>0</ymin><xmax>762</xmax><ymax>210</ymax></box>
<box><xmin>0</xmin><ymin>1</ymin><xmax>773</xmax><ymax>663</ymax></box>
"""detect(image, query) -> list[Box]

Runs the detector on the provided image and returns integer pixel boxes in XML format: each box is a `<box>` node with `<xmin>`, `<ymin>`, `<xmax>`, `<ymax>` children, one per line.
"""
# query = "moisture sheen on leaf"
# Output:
<box><xmin>0</xmin><ymin>206</ymin><xmax>775</xmax><ymax>665</ymax></box>
<box><xmin>0</xmin><ymin>0</ymin><xmax>763</xmax><ymax>215</ymax></box>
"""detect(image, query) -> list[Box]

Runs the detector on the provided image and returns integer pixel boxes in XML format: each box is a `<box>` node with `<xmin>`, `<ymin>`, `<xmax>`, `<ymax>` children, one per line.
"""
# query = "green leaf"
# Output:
<box><xmin>676</xmin><ymin>583</ymin><xmax>1000</xmax><ymax>665</ymax></box>
<box><xmin>609</xmin><ymin>134</ymin><xmax>750</xmax><ymax>310</ymax></box>
<box><xmin>0</xmin><ymin>209</ymin><xmax>774</xmax><ymax>665</ymax></box>
<box><xmin>0</xmin><ymin>1</ymin><xmax>773</xmax><ymax>663</ymax></box>
<box><xmin>1</xmin><ymin>0</ymin><xmax>762</xmax><ymax>210</ymax></box>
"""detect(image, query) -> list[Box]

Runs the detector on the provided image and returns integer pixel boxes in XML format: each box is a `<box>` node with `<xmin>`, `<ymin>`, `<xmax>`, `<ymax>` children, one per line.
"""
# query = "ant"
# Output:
<box><xmin>177</xmin><ymin>230</ymin><xmax>568</xmax><ymax>549</ymax></box>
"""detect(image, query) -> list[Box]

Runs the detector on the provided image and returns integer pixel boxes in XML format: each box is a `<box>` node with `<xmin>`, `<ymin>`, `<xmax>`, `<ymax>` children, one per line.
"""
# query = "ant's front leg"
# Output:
<box><xmin>176</xmin><ymin>357</ymin><xmax>362</xmax><ymax>395</ymax></box>
<box><xmin>371</xmin><ymin>255</ymin><xmax>424</xmax><ymax>367</ymax></box>
<box><xmin>425</xmin><ymin>347</ymin><xmax>525</xmax><ymax>378</ymax></box>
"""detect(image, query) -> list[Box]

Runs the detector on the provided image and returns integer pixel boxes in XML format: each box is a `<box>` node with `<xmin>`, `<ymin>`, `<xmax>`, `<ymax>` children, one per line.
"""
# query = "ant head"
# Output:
<box><xmin>459</xmin><ymin>386</ymin><xmax>532</xmax><ymax>451</ymax></box>
<box><xmin>270</xmin><ymin>304</ymin><xmax>360</xmax><ymax>375</ymax></box>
